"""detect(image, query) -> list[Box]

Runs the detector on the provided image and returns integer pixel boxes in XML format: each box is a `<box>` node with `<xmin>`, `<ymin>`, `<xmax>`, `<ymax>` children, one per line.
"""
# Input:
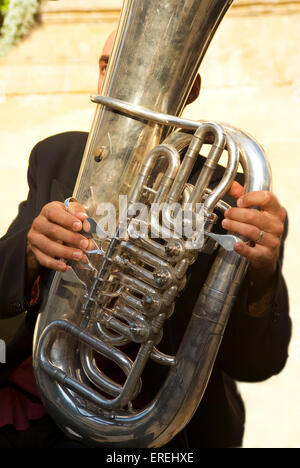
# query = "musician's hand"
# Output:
<box><xmin>27</xmin><ymin>200</ymin><xmax>92</xmax><ymax>276</ymax></box>
<box><xmin>222</xmin><ymin>181</ymin><xmax>286</xmax><ymax>278</ymax></box>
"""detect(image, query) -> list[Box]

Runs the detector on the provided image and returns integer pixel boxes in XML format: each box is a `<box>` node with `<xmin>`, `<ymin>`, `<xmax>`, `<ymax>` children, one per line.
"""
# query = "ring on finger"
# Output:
<box><xmin>255</xmin><ymin>229</ymin><xmax>264</xmax><ymax>243</ymax></box>
<box><xmin>64</xmin><ymin>197</ymin><xmax>77</xmax><ymax>212</ymax></box>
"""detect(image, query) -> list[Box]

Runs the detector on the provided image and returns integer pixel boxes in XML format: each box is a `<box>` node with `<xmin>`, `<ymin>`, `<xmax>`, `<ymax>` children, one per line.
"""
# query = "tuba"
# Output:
<box><xmin>32</xmin><ymin>0</ymin><xmax>271</xmax><ymax>447</ymax></box>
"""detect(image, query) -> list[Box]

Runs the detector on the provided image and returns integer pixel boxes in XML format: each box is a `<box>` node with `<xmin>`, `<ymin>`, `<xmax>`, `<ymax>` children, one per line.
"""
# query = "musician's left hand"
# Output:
<box><xmin>222</xmin><ymin>181</ymin><xmax>286</xmax><ymax>279</ymax></box>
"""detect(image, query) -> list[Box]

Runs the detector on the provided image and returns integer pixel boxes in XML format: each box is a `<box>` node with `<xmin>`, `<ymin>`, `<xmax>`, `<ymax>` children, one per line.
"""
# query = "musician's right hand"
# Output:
<box><xmin>26</xmin><ymin>200</ymin><xmax>91</xmax><ymax>276</ymax></box>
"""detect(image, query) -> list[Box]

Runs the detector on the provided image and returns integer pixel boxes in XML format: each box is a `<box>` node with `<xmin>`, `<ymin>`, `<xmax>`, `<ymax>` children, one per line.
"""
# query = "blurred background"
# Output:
<box><xmin>0</xmin><ymin>0</ymin><xmax>299</xmax><ymax>448</ymax></box>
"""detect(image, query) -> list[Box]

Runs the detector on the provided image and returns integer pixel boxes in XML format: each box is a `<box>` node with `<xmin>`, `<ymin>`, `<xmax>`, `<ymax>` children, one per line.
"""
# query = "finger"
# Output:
<box><xmin>229</xmin><ymin>181</ymin><xmax>245</xmax><ymax>200</ymax></box>
<box><xmin>66</xmin><ymin>201</ymin><xmax>89</xmax><ymax>221</ymax></box>
<box><xmin>31</xmin><ymin>245</ymin><xmax>70</xmax><ymax>272</ymax></box>
<box><xmin>29</xmin><ymin>232</ymin><xmax>85</xmax><ymax>263</ymax></box>
<box><xmin>237</xmin><ymin>191</ymin><xmax>286</xmax><ymax>220</ymax></box>
<box><xmin>32</xmin><ymin>216</ymin><xmax>91</xmax><ymax>250</ymax></box>
<box><xmin>82</xmin><ymin>218</ymin><xmax>92</xmax><ymax>233</ymax></box>
<box><xmin>42</xmin><ymin>202</ymin><xmax>84</xmax><ymax>232</ymax></box>
<box><xmin>233</xmin><ymin>241</ymin><xmax>277</xmax><ymax>273</ymax></box>
<box><xmin>222</xmin><ymin>218</ymin><xmax>281</xmax><ymax>249</ymax></box>
<box><xmin>223</xmin><ymin>207</ymin><xmax>284</xmax><ymax>237</ymax></box>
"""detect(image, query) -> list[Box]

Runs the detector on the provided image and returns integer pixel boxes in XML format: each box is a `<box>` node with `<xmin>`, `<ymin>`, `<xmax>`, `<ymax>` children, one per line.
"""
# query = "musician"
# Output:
<box><xmin>0</xmin><ymin>31</ymin><xmax>291</xmax><ymax>448</ymax></box>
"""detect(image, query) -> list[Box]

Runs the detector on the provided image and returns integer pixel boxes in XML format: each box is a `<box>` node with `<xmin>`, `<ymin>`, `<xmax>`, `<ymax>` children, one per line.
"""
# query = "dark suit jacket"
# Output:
<box><xmin>0</xmin><ymin>132</ymin><xmax>291</xmax><ymax>448</ymax></box>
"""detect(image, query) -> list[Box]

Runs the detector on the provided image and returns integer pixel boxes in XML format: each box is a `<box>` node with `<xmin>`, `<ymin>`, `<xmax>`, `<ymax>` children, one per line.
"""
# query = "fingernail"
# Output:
<box><xmin>222</xmin><ymin>219</ymin><xmax>228</xmax><ymax>228</ymax></box>
<box><xmin>78</xmin><ymin>212</ymin><xmax>88</xmax><ymax>219</ymax></box>
<box><xmin>58</xmin><ymin>262</ymin><xmax>67</xmax><ymax>271</ymax></box>
<box><xmin>80</xmin><ymin>239</ymin><xmax>89</xmax><ymax>249</ymax></box>
<box><xmin>73</xmin><ymin>251</ymin><xmax>82</xmax><ymax>260</ymax></box>
<box><xmin>83</xmin><ymin>220</ymin><xmax>91</xmax><ymax>233</ymax></box>
<box><xmin>73</xmin><ymin>221</ymin><xmax>81</xmax><ymax>231</ymax></box>
<box><xmin>234</xmin><ymin>242</ymin><xmax>243</xmax><ymax>251</ymax></box>
<box><xmin>237</xmin><ymin>198</ymin><xmax>243</xmax><ymax>207</ymax></box>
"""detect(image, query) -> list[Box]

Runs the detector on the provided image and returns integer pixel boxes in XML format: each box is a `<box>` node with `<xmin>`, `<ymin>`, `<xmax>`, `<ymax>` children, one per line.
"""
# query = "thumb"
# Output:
<box><xmin>229</xmin><ymin>181</ymin><xmax>245</xmax><ymax>200</ymax></box>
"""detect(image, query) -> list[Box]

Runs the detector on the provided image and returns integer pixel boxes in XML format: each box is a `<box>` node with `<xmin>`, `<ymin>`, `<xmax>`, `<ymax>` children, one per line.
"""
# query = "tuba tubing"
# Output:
<box><xmin>32</xmin><ymin>0</ymin><xmax>271</xmax><ymax>447</ymax></box>
<box><xmin>34</xmin><ymin>123</ymin><xmax>270</xmax><ymax>447</ymax></box>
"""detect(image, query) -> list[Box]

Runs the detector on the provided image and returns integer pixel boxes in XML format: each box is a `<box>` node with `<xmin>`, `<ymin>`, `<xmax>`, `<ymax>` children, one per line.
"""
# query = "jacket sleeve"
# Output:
<box><xmin>218</xmin><ymin>218</ymin><xmax>291</xmax><ymax>382</ymax></box>
<box><xmin>0</xmin><ymin>145</ymin><xmax>39</xmax><ymax>318</ymax></box>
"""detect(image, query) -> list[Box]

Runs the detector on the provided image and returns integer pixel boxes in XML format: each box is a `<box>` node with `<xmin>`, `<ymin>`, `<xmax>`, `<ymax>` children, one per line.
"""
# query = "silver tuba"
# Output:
<box><xmin>32</xmin><ymin>0</ymin><xmax>271</xmax><ymax>447</ymax></box>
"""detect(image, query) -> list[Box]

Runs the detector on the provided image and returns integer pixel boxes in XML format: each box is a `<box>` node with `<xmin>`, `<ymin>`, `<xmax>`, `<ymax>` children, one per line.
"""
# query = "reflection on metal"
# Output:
<box><xmin>33</xmin><ymin>0</ymin><xmax>271</xmax><ymax>448</ymax></box>
<box><xmin>0</xmin><ymin>339</ymin><xmax>6</xmax><ymax>363</ymax></box>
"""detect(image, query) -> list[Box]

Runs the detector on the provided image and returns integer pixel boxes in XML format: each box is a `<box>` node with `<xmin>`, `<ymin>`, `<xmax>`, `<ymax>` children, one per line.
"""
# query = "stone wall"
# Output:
<box><xmin>0</xmin><ymin>0</ymin><xmax>299</xmax><ymax>448</ymax></box>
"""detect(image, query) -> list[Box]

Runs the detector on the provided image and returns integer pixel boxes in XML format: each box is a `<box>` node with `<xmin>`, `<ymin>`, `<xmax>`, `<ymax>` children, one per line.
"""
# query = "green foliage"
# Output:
<box><xmin>0</xmin><ymin>0</ymin><xmax>41</xmax><ymax>56</ymax></box>
<box><xmin>0</xmin><ymin>0</ymin><xmax>10</xmax><ymax>14</ymax></box>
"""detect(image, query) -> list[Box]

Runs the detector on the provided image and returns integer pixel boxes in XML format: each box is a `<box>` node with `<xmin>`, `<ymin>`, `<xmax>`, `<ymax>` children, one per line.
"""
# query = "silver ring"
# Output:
<box><xmin>256</xmin><ymin>230</ymin><xmax>264</xmax><ymax>243</ymax></box>
<box><xmin>64</xmin><ymin>197</ymin><xmax>77</xmax><ymax>212</ymax></box>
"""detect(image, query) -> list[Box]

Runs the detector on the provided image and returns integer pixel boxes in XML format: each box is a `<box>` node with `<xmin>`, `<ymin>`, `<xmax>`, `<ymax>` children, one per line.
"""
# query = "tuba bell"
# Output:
<box><xmin>32</xmin><ymin>0</ymin><xmax>271</xmax><ymax>447</ymax></box>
